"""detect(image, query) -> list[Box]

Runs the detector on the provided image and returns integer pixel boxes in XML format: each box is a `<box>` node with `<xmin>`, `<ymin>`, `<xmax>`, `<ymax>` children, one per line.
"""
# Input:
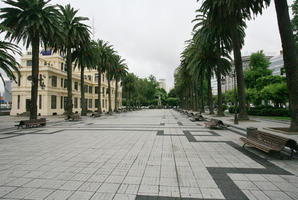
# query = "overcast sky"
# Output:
<box><xmin>0</xmin><ymin>0</ymin><xmax>295</xmax><ymax>93</ymax></box>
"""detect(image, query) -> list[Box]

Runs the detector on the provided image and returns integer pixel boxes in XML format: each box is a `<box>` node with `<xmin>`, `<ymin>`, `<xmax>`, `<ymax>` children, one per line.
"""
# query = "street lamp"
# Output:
<box><xmin>233</xmin><ymin>70</ymin><xmax>238</xmax><ymax>124</ymax></box>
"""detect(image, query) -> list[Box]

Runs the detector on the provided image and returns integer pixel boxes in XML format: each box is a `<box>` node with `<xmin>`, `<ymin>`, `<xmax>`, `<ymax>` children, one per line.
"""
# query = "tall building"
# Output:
<box><xmin>269</xmin><ymin>51</ymin><xmax>285</xmax><ymax>76</ymax></box>
<box><xmin>158</xmin><ymin>79</ymin><xmax>166</xmax><ymax>91</ymax></box>
<box><xmin>10</xmin><ymin>50</ymin><xmax>122</xmax><ymax>116</ymax></box>
<box><xmin>212</xmin><ymin>55</ymin><xmax>272</xmax><ymax>95</ymax></box>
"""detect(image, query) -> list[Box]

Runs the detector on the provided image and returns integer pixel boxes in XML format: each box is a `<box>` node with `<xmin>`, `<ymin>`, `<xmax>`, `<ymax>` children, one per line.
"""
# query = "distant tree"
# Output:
<box><xmin>244</xmin><ymin>51</ymin><xmax>272</xmax><ymax>89</ymax></box>
<box><xmin>168</xmin><ymin>88</ymin><xmax>177</xmax><ymax>98</ymax></box>
<box><xmin>255</xmin><ymin>75</ymin><xmax>286</xmax><ymax>91</ymax></box>
<box><xmin>261</xmin><ymin>82</ymin><xmax>289</xmax><ymax>107</ymax></box>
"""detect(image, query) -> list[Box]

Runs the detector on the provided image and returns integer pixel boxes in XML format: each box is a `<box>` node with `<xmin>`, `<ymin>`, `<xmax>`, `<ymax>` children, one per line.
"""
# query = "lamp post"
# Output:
<box><xmin>233</xmin><ymin>70</ymin><xmax>238</xmax><ymax>124</ymax></box>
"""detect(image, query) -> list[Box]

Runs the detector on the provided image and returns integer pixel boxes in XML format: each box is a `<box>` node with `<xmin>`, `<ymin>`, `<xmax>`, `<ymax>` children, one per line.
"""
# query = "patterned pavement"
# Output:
<box><xmin>0</xmin><ymin>109</ymin><xmax>297</xmax><ymax>200</ymax></box>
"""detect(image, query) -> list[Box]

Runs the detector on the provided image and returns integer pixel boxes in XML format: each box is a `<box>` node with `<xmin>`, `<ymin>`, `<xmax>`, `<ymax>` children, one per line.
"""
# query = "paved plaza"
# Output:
<box><xmin>0</xmin><ymin>109</ymin><xmax>298</xmax><ymax>200</ymax></box>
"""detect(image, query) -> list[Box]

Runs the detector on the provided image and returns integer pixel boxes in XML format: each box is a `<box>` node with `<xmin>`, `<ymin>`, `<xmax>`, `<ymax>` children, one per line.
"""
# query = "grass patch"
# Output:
<box><xmin>255</xmin><ymin>116</ymin><xmax>290</xmax><ymax>121</ymax></box>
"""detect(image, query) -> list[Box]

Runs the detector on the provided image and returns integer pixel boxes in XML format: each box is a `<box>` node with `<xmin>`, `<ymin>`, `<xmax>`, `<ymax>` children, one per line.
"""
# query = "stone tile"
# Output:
<box><xmin>200</xmin><ymin>188</ymin><xmax>225</xmax><ymax>199</ymax></box>
<box><xmin>24</xmin><ymin>188</ymin><xmax>54</xmax><ymax>200</ymax></box>
<box><xmin>78</xmin><ymin>181</ymin><xmax>101</xmax><ymax>192</ymax></box>
<box><xmin>97</xmin><ymin>183</ymin><xmax>119</xmax><ymax>193</ymax></box>
<box><xmin>113</xmin><ymin>193</ymin><xmax>136</xmax><ymax>200</ymax></box>
<box><xmin>90</xmin><ymin>192</ymin><xmax>114</xmax><ymax>200</ymax></box>
<box><xmin>68</xmin><ymin>191</ymin><xmax>94</xmax><ymax>200</ymax></box>
<box><xmin>0</xmin><ymin>186</ymin><xmax>17</xmax><ymax>197</ymax></box>
<box><xmin>3</xmin><ymin>187</ymin><xmax>35</xmax><ymax>199</ymax></box>
<box><xmin>44</xmin><ymin>190</ymin><xmax>74</xmax><ymax>200</ymax></box>
<box><xmin>263</xmin><ymin>190</ymin><xmax>293</xmax><ymax>200</ymax></box>
<box><xmin>59</xmin><ymin>180</ymin><xmax>83</xmax><ymax>191</ymax></box>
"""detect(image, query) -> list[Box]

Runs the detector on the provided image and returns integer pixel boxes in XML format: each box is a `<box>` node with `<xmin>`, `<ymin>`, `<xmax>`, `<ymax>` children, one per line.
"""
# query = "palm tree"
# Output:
<box><xmin>0</xmin><ymin>0</ymin><xmax>60</xmax><ymax>120</ymax></box>
<box><xmin>72</xmin><ymin>40</ymin><xmax>96</xmax><ymax>116</ymax></box>
<box><xmin>0</xmin><ymin>40</ymin><xmax>21</xmax><ymax>85</ymax></box>
<box><xmin>122</xmin><ymin>73</ymin><xmax>136</xmax><ymax>110</ymax></box>
<box><xmin>274</xmin><ymin>0</ymin><xmax>298</xmax><ymax>130</ymax></box>
<box><xmin>113</xmin><ymin>56</ymin><xmax>128</xmax><ymax>112</ymax></box>
<box><xmin>57</xmin><ymin>4</ymin><xmax>90</xmax><ymax>118</ymax></box>
<box><xmin>105</xmin><ymin>47</ymin><xmax>117</xmax><ymax>114</ymax></box>
<box><xmin>199</xmin><ymin>0</ymin><xmax>270</xmax><ymax>120</ymax></box>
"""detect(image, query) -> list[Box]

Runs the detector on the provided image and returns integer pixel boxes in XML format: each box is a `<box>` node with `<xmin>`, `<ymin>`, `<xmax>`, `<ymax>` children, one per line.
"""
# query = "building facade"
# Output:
<box><xmin>212</xmin><ymin>55</ymin><xmax>272</xmax><ymax>95</ymax></box>
<box><xmin>10</xmin><ymin>51</ymin><xmax>122</xmax><ymax>116</ymax></box>
<box><xmin>269</xmin><ymin>52</ymin><xmax>285</xmax><ymax>76</ymax></box>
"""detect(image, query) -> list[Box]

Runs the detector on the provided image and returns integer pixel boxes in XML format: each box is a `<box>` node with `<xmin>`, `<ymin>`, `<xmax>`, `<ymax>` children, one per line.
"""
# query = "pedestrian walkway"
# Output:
<box><xmin>0</xmin><ymin>109</ymin><xmax>297</xmax><ymax>200</ymax></box>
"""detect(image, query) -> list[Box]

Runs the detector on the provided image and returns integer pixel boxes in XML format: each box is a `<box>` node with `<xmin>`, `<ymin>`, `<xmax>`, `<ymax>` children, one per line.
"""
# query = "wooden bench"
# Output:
<box><xmin>65</xmin><ymin>113</ymin><xmax>81</xmax><ymax>121</ymax></box>
<box><xmin>240</xmin><ymin>129</ymin><xmax>298</xmax><ymax>159</ymax></box>
<box><xmin>91</xmin><ymin>113</ymin><xmax>101</xmax><ymax>118</ymax></box>
<box><xmin>15</xmin><ymin>118</ymin><xmax>46</xmax><ymax>129</ymax></box>
<box><xmin>204</xmin><ymin>118</ymin><xmax>227</xmax><ymax>129</ymax></box>
<box><xmin>190</xmin><ymin>114</ymin><xmax>206</xmax><ymax>122</ymax></box>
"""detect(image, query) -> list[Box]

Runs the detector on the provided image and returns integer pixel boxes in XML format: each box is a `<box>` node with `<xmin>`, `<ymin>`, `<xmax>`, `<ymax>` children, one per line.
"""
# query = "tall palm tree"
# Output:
<box><xmin>72</xmin><ymin>40</ymin><xmax>96</xmax><ymax>116</ymax></box>
<box><xmin>0</xmin><ymin>40</ymin><xmax>21</xmax><ymax>85</ymax></box>
<box><xmin>113</xmin><ymin>56</ymin><xmax>128</xmax><ymax>112</ymax></box>
<box><xmin>94</xmin><ymin>40</ymin><xmax>114</xmax><ymax>114</ymax></box>
<box><xmin>0</xmin><ymin>0</ymin><xmax>60</xmax><ymax>120</ymax></box>
<box><xmin>274</xmin><ymin>0</ymin><xmax>298</xmax><ymax>131</ymax></box>
<box><xmin>57</xmin><ymin>4</ymin><xmax>90</xmax><ymax>118</ymax></box>
<box><xmin>105</xmin><ymin>47</ymin><xmax>116</xmax><ymax>114</ymax></box>
<box><xmin>122</xmin><ymin>73</ymin><xmax>136</xmax><ymax>110</ymax></box>
<box><xmin>199</xmin><ymin>0</ymin><xmax>270</xmax><ymax>120</ymax></box>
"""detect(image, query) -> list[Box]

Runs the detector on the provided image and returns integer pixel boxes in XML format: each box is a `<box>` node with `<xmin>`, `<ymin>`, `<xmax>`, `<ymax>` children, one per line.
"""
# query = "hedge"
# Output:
<box><xmin>229</xmin><ymin>105</ymin><xmax>290</xmax><ymax>117</ymax></box>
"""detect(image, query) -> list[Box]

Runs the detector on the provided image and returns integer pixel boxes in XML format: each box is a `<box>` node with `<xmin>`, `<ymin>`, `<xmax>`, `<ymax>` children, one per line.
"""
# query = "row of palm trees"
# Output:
<box><xmin>174</xmin><ymin>0</ymin><xmax>298</xmax><ymax>131</ymax></box>
<box><xmin>0</xmin><ymin>0</ymin><xmax>128</xmax><ymax>119</ymax></box>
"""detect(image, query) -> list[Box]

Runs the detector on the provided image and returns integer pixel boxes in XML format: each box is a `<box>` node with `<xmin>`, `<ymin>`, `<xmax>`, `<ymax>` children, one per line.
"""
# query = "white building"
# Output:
<box><xmin>269</xmin><ymin>52</ymin><xmax>285</xmax><ymax>76</ymax></box>
<box><xmin>159</xmin><ymin>79</ymin><xmax>166</xmax><ymax>91</ymax></box>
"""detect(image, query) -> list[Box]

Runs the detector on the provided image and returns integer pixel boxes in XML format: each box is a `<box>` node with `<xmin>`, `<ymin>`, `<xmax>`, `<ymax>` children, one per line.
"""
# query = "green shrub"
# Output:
<box><xmin>222</xmin><ymin>104</ymin><xmax>228</xmax><ymax>112</ymax></box>
<box><xmin>247</xmin><ymin>106</ymin><xmax>290</xmax><ymax>117</ymax></box>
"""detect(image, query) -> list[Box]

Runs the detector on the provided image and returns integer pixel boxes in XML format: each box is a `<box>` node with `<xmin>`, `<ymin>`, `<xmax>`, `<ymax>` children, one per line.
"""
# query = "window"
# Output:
<box><xmin>95</xmin><ymin>87</ymin><xmax>99</xmax><ymax>94</ymax></box>
<box><xmin>102</xmin><ymin>74</ymin><xmax>105</xmax><ymax>82</ymax></box>
<box><xmin>74</xmin><ymin>97</ymin><xmax>78</xmax><ymax>108</ymax></box>
<box><xmin>64</xmin><ymin>64</ymin><xmax>67</xmax><ymax>71</ymax></box>
<box><xmin>27</xmin><ymin>60</ymin><xmax>32</xmax><ymax>66</ymax></box>
<box><xmin>61</xmin><ymin>63</ymin><xmax>64</xmax><ymax>71</ymax></box>
<box><xmin>88</xmin><ymin>75</ymin><xmax>91</xmax><ymax>81</ymax></box>
<box><xmin>61</xmin><ymin>78</ymin><xmax>63</xmax><ymax>87</ymax></box>
<box><xmin>102</xmin><ymin>99</ymin><xmax>104</xmax><ymax>108</ymax></box>
<box><xmin>44</xmin><ymin>61</ymin><xmax>47</xmax><ymax>66</ymax></box>
<box><xmin>64</xmin><ymin>79</ymin><xmax>67</xmax><ymax>88</ymax></box>
<box><xmin>60</xmin><ymin>96</ymin><xmax>63</xmax><ymax>109</ymax></box>
<box><xmin>95</xmin><ymin>73</ymin><xmax>99</xmax><ymax>82</ymax></box>
<box><xmin>17</xmin><ymin>95</ymin><xmax>20</xmax><ymax>109</ymax></box>
<box><xmin>89</xmin><ymin>99</ymin><xmax>92</xmax><ymax>108</ymax></box>
<box><xmin>64</xmin><ymin>97</ymin><xmax>67</xmax><ymax>109</ymax></box>
<box><xmin>18</xmin><ymin>76</ymin><xmax>21</xmax><ymax>86</ymax></box>
<box><xmin>95</xmin><ymin>99</ymin><xmax>99</xmax><ymax>108</ymax></box>
<box><xmin>51</xmin><ymin>76</ymin><xmax>57</xmax><ymax>87</ymax></box>
<box><xmin>102</xmin><ymin>87</ymin><xmax>105</xmax><ymax>96</ymax></box>
<box><xmin>89</xmin><ymin>86</ymin><xmax>92</xmax><ymax>94</ymax></box>
<box><xmin>84</xmin><ymin>85</ymin><xmax>88</xmax><ymax>93</ymax></box>
<box><xmin>39</xmin><ymin>95</ymin><xmax>42</xmax><ymax>109</ymax></box>
<box><xmin>51</xmin><ymin>95</ymin><xmax>57</xmax><ymax>109</ymax></box>
<box><xmin>74</xmin><ymin>82</ymin><xmax>78</xmax><ymax>91</ymax></box>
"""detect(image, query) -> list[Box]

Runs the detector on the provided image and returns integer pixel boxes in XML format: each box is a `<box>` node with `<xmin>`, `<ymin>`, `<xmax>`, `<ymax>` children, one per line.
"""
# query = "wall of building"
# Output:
<box><xmin>10</xmin><ymin>51</ymin><xmax>122</xmax><ymax>116</ymax></box>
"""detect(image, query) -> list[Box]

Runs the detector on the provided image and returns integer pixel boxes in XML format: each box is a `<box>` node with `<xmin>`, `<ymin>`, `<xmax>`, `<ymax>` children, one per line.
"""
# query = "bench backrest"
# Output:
<box><xmin>247</xmin><ymin>130</ymin><xmax>296</xmax><ymax>150</ymax></box>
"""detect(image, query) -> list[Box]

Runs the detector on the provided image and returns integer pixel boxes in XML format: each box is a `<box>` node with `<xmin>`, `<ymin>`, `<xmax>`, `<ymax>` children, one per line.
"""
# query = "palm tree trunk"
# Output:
<box><xmin>194</xmin><ymin>78</ymin><xmax>199</xmax><ymax>111</ymax></box>
<box><xmin>97</xmin><ymin>66</ymin><xmax>102</xmax><ymax>114</ymax></box>
<box><xmin>207</xmin><ymin>69</ymin><xmax>214</xmax><ymax>114</ymax></box>
<box><xmin>274</xmin><ymin>0</ymin><xmax>298</xmax><ymax>131</ymax></box>
<box><xmin>80</xmin><ymin>66</ymin><xmax>87</xmax><ymax>116</ymax></box>
<box><xmin>230</xmin><ymin>20</ymin><xmax>249</xmax><ymax>120</ymax></box>
<box><xmin>216</xmin><ymin>68</ymin><xmax>224</xmax><ymax>116</ymax></box>
<box><xmin>115</xmin><ymin>78</ymin><xmax>119</xmax><ymax>112</ymax></box>
<box><xmin>200</xmin><ymin>70</ymin><xmax>205</xmax><ymax>113</ymax></box>
<box><xmin>107</xmin><ymin>69</ymin><xmax>112</xmax><ymax>113</ymax></box>
<box><xmin>190</xmin><ymin>83</ymin><xmax>193</xmax><ymax>110</ymax></box>
<box><xmin>30</xmin><ymin>33</ymin><xmax>39</xmax><ymax>120</ymax></box>
<box><xmin>66</xmin><ymin>46</ymin><xmax>73</xmax><ymax>117</ymax></box>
